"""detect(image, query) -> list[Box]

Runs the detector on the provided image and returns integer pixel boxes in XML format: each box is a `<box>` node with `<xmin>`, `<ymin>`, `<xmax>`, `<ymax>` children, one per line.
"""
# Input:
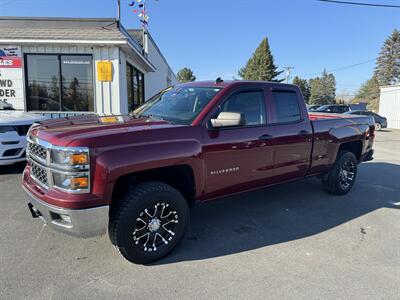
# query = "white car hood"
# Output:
<box><xmin>0</xmin><ymin>111</ymin><xmax>47</xmax><ymax>126</ymax></box>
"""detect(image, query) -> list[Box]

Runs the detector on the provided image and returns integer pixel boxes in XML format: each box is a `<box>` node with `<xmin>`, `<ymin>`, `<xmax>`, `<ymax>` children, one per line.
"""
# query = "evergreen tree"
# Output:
<box><xmin>351</xmin><ymin>76</ymin><xmax>380</xmax><ymax>111</ymax></box>
<box><xmin>292</xmin><ymin>76</ymin><xmax>310</xmax><ymax>103</ymax></box>
<box><xmin>177</xmin><ymin>67</ymin><xmax>196</xmax><ymax>83</ymax></box>
<box><xmin>309</xmin><ymin>69</ymin><xmax>336</xmax><ymax>105</ymax></box>
<box><xmin>238</xmin><ymin>38</ymin><xmax>283</xmax><ymax>81</ymax></box>
<box><xmin>374</xmin><ymin>29</ymin><xmax>400</xmax><ymax>85</ymax></box>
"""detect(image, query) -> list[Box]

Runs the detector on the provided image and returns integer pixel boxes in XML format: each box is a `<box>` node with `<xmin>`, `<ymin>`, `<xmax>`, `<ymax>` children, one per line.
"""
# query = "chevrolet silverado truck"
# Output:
<box><xmin>22</xmin><ymin>80</ymin><xmax>375</xmax><ymax>264</ymax></box>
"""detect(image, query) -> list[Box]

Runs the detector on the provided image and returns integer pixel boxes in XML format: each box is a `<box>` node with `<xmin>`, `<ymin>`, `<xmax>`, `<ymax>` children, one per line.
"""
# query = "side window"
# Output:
<box><xmin>272</xmin><ymin>91</ymin><xmax>301</xmax><ymax>123</ymax></box>
<box><xmin>219</xmin><ymin>91</ymin><xmax>266</xmax><ymax>126</ymax></box>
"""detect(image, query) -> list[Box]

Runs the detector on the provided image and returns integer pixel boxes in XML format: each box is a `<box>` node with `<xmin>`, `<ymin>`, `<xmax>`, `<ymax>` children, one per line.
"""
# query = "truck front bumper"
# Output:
<box><xmin>23</xmin><ymin>186</ymin><xmax>109</xmax><ymax>238</ymax></box>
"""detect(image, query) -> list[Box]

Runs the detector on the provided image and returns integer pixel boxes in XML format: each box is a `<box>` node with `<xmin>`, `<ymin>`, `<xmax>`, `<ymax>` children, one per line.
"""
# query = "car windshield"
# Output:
<box><xmin>0</xmin><ymin>100</ymin><xmax>15</xmax><ymax>110</ymax></box>
<box><xmin>133</xmin><ymin>86</ymin><xmax>222</xmax><ymax>125</ymax></box>
<box><xmin>315</xmin><ymin>105</ymin><xmax>332</xmax><ymax>112</ymax></box>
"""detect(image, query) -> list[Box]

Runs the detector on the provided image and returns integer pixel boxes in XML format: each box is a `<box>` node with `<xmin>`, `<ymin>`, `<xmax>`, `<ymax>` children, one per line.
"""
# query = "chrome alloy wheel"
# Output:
<box><xmin>133</xmin><ymin>203</ymin><xmax>179</xmax><ymax>252</ymax></box>
<box><xmin>339</xmin><ymin>161</ymin><xmax>356</xmax><ymax>190</ymax></box>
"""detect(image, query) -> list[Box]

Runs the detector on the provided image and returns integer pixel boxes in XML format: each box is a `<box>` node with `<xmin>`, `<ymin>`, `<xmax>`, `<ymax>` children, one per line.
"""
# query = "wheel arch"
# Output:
<box><xmin>111</xmin><ymin>164</ymin><xmax>197</xmax><ymax>210</ymax></box>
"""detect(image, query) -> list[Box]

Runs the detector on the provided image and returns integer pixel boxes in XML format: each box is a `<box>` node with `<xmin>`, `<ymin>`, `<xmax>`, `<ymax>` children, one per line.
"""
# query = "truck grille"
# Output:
<box><xmin>27</xmin><ymin>142</ymin><xmax>47</xmax><ymax>161</ymax></box>
<box><xmin>31</xmin><ymin>161</ymin><xmax>48</xmax><ymax>187</ymax></box>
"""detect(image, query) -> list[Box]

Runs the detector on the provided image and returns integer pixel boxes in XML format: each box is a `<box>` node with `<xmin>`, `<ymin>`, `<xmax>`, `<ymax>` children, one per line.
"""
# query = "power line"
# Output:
<box><xmin>298</xmin><ymin>58</ymin><xmax>375</xmax><ymax>77</ymax></box>
<box><xmin>317</xmin><ymin>0</ymin><xmax>400</xmax><ymax>8</ymax></box>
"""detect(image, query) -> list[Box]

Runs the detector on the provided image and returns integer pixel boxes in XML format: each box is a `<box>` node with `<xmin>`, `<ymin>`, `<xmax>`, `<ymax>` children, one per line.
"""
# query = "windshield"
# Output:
<box><xmin>315</xmin><ymin>105</ymin><xmax>331</xmax><ymax>112</ymax></box>
<box><xmin>0</xmin><ymin>100</ymin><xmax>15</xmax><ymax>110</ymax></box>
<box><xmin>133</xmin><ymin>86</ymin><xmax>222</xmax><ymax>125</ymax></box>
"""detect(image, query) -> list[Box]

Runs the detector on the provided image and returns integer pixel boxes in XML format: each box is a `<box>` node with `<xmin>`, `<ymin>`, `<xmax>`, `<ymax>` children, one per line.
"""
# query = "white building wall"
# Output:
<box><xmin>144</xmin><ymin>35</ymin><xmax>178</xmax><ymax>100</ymax></box>
<box><xmin>379</xmin><ymin>85</ymin><xmax>400</xmax><ymax>129</ymax></box>
<box><xmin>21</xmin><ymin>44</ymin><xmax>123</xmax><ymax>115</ymax></box>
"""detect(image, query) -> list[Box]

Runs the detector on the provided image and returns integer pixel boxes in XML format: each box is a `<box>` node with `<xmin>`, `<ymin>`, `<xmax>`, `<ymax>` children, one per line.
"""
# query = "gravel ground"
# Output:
<box><xmin>0</xmin><ymin>130</ymin><xmax>399</xmax><ymax>300</ymax></box>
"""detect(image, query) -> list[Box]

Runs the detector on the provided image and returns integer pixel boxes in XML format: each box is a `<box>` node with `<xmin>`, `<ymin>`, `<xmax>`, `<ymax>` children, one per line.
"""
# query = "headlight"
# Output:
<box><xmin>0</xmin><ymin>126</ymin><xmax>16</xmax><ymax>134</ymax></box>
<box><xmin>50</xmin><ymin>146</ymin><xmax>90</xmax><ymax>192</ymax></box>
<box><xmin>53</xmin><ymin>173</ymin><xmax>89</xmax><ymax>191</ymax></box>
<box><xmin>52</xmin><ymin>149</ymin><xmax>89</xmax><ymax>166</ymax></box>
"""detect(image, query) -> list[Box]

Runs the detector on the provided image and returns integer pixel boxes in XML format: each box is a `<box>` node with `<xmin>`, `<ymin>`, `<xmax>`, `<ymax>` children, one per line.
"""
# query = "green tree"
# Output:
<box><xmin>177</xmin><ymin>67</ymin><xmax>196</xmax><ymax>83</ymax></box>
<box><xmin>292</xmin><ymin>76</ymin><xmax>310</xmax><ymax>103</ymax></box>
<box><xmin>309</xmin><ymin>69</ymin><xmax>336</xmax><ymax>105</ymax></box>
<box><xmin>351</xmin><ymin>76</ymin><xmax>380</xmax><ymax>111</ymax></box>
<box><xmin>238</xmin><ymin>37</ymin><xmax>283</xmax><ymax>81</ymax></box>
<box><xmin>374</xmin><ymin>29</ymin><xmax>400</xmax><ymax>86</ymax></box>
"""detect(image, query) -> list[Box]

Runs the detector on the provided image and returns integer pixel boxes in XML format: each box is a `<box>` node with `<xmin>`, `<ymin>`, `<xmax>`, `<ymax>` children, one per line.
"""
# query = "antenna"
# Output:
<box><xmin>283</xmin><ymin>66</ymin><xmax>294</xmax><ymax>83</ymax></box>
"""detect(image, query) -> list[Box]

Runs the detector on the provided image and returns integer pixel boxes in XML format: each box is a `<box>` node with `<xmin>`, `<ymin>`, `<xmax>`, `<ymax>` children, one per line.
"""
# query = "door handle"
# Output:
<box><xmin>258</xmin><ymin>134</ymin><xmax>273</xmax><ymax>141</ymax></box>
<box><xmin>297</xmin><ymin>130</ymin><xmax>311</xmax><ymax>136</ymax></box>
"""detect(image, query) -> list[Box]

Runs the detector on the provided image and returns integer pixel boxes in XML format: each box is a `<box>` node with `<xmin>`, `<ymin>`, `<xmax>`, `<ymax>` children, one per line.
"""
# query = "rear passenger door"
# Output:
<box><xmin>269</xmin><ymin>89</ymin><xmax>313</xmax><ymax>182</ymax></box>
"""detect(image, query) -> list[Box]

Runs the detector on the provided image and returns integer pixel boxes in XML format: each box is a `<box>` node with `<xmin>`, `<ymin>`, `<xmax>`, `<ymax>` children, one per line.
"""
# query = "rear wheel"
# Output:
<box><xmin>322</xmin><ymin>150</ymin><xmax>358</xmax><ymax>195</ymax></box>
<box><xmin>109</xmin><ymin>181</ymin><xmax>189</xmax><ymax>264</ymax></box>
<box><xmin>375</xmin><ymin>122</ymin><xmax>382</xmax><ymax>131</ymax></box>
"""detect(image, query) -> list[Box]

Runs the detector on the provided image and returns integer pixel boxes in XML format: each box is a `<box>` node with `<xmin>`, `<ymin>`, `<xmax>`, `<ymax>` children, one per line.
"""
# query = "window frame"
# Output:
<box><xmin>126</xmin><ymin>63</ymin><xmax>145</xmax><ymax>112</ymax></box>
<box><xmin>205</xmin><ymin>88</ymin><xmax>268</xmax><ymax>130</ymax></box>
<box><xmin>269</xmin><ymin>88</ymin><xmax>304</xmax><ymax>125</ymax></box>
<box><xmin>24</xmin><ymin>53</ymin><xmax>94</xmax><ymax>112</ymax></box>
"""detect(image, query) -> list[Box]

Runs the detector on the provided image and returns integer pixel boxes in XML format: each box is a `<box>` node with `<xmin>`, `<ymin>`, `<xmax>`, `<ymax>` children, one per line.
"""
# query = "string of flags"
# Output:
<box><xmin>128</xmin><ymin>0</ymin><xmax>158</xmax><ymax>28</ymax></box>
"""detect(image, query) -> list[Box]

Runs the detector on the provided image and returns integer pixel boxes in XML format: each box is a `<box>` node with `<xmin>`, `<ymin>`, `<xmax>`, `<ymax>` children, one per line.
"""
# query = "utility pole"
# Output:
<box><xmin>283</xmin><ymin>66</ymin><xmax>294</xmax><ymax>83</ymax></box>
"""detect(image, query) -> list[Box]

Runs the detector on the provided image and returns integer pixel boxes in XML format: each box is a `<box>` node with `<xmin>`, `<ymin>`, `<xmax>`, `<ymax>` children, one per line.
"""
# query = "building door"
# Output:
<box><xmin>126</xmin><ymin>63</ymin><xmax>145</xmax><ymax>112</ymax></box>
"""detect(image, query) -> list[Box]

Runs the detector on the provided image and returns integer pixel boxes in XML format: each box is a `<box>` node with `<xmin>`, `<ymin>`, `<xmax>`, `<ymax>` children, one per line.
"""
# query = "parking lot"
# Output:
<box><xmin>0</xmin><ymin>130</ymin><xmax>399</xmax><ymax>299</ymax></box>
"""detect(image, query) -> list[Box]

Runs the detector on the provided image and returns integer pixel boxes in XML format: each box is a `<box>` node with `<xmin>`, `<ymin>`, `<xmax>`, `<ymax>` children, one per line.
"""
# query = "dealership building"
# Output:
<box><xmin>379</xmin><ymin>84</ymin><xmax>400</xmax><ymax>129</ymax></box>
<box><xmin>0</xmin><ymin>17</ymin><xmax>177</xmax><ymax>118</ymax></box>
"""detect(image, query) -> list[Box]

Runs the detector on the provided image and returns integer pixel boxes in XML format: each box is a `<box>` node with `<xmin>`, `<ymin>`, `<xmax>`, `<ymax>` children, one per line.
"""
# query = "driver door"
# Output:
<box><xmin>201</xmin><ymin>88</ymin><xmax>275</xmax><ymax>200</ymax></box>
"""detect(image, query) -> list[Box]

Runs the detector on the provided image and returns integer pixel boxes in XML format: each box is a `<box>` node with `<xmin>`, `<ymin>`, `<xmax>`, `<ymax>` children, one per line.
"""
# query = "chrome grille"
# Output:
<box><xmin>27</xmin><ymin>142</ymin><xmax>47</xmax><ymax>161</ymax></box>
<box><xmin>31</xmin><ymin>162</ymin><xmax>48</xmax><ymax>187</ymax></box>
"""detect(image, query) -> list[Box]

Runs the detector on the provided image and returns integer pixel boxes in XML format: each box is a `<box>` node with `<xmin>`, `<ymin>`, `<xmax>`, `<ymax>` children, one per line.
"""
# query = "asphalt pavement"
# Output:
<box><xmin>0</xmin><ymin>130</ymin><xmax>399</xmax><ymax>300</ymax></box>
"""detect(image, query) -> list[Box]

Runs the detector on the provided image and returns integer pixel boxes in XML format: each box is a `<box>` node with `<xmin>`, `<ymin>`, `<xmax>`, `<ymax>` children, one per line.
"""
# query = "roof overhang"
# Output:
<box><xmin>0</xmin><ymin>38</ymin><xmax>156</xmax><ymax>72</ymax></box>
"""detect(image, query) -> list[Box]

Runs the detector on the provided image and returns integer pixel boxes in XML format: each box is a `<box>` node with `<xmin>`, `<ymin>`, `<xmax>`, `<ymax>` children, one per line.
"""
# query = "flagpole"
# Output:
<box><xmin>117</xmin><ymin>0</ymin><xmax>121</xmax><ymax>22</ymax></box>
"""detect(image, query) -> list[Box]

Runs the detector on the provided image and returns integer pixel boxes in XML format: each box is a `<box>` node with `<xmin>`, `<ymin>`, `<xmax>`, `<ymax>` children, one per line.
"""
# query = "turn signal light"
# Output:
<box><xmin>70</xmin><ymin>177</ymin><xmax>89</xmax><ymax>189</ymax></box>
<box><xmin>70</xmin><ymin>153</ymin><xmax>89</xmax><ymax>165</ymax></box>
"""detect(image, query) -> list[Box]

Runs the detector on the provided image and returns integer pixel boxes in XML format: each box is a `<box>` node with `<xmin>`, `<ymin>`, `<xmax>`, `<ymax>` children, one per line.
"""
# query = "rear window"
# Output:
<box><xmin>272</xmin><ymin>91</ymin><xmax>301</xmax><ymax>123</ymax></box>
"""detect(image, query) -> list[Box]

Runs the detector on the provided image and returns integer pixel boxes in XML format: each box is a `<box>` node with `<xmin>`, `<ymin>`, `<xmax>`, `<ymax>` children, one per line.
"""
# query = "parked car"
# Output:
<box><xmin>307</xmin><ymin>104</ymin><xmax>321</xmax><ymax>111</ymax></box>
<box><xmin>22</xmin><ymin>81</ymin><xmax>375</xmax><ymax>264</ymax></box>
<box><xmin>0</xmin><ymin>100</ymin><xmax>46</xmax><ymax>166</ymax></box>
<box><xmin>345</xmin><ymin>110</ymin><xmax>387</xmax><ymax>131</ymax></box>
<box><xmin>314</xmin><ymin>104</ymin><xmax>351</xmax><ymax>113</ymax></box>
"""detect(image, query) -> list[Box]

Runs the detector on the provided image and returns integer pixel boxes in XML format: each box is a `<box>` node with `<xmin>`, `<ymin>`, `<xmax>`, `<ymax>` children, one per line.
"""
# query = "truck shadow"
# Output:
<box><xmin>154</xmin><ymin>162</ymin><xmax>399</xmax><ymax>265</ymax></box>
<box><xmin>0</xmin><ymin>162</ymin><xmax>26</xmax><ymax>175</ymax></box>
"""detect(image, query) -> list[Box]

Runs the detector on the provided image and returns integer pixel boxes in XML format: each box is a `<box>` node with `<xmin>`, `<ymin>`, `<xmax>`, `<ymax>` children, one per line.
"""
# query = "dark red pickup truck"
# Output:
<box><xmin>22</xmin><ymin>80</ymin><xmax>375</xmax><ymax>264</ymax></box>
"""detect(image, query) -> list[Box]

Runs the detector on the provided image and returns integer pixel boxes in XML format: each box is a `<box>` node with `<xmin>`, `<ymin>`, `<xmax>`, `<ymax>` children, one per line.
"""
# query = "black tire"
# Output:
<box><xmin>322</xmin><ymin>150</ymin><xmax>358</xmax><ymax>195</ymax></box>
<box><xmin>109</xmin><ymin>181</ymin><xmax>189</xmax><ymax>264</ymax></box>
<box><xmin>375</xmin><ymin>122</ymin><xmax>382</xmax><ymax>131</ymax></box>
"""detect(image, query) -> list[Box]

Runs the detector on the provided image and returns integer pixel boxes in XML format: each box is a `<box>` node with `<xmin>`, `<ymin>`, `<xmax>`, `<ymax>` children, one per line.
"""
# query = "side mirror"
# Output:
<box><xmin>210</xmin><ymin>112</ymin><xmax>245</xmax><ymax>128</ymax></box>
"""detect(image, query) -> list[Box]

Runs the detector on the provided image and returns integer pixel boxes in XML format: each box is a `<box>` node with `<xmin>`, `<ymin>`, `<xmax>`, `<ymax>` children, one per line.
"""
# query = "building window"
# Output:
<box><xmin>26</xmin><ymin>54</ymin><xmax>94</xmax><ymax>112</ymax></box>
<box><xmin>126</xmin><ymin>63</ymin><xmax>145</xmax><ymax>112</ymax></box>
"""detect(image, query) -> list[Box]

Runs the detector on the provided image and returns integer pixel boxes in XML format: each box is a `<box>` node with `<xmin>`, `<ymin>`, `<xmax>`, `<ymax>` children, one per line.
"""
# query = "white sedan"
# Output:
<box><xmin>0</xmin><ymin>102</ymin><xmax>46</xmax><ymax>166</ymax></box>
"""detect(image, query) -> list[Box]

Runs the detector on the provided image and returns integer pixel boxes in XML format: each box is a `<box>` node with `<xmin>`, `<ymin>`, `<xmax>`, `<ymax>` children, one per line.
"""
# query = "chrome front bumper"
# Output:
<box><xmin>23</xmin><ymin>186</ymin><xmax>109</xmax><ymax>238</ymax></box>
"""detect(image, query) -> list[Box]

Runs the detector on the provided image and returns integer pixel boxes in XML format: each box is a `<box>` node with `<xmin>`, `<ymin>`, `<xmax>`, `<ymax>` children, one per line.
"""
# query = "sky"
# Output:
<box><xmin>1</xmin><ymin>0</ymin><xmax>399</xmax><ymax>95</ymax></box>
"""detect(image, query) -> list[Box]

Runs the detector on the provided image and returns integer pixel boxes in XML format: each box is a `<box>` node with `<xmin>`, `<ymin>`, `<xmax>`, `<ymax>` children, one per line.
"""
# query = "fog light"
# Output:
<box><xmin>60</xmin><ymin>214</ymin><xmax>71</xmax><ymax>224</ymax></box>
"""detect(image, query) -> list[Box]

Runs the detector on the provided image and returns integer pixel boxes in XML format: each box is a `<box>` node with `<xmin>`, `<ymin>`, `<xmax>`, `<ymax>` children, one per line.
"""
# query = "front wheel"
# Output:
<box><xmin>322</xmin><ymin>150</ymin><xmax>358</xmax><ymax>195</ymax></box>
<box><xmin>375</xmin><ymin>122</ymin><xmax>382</xmax><ymax>131</ymax></box>
<box><xmin>109</xmin><ymin>181</ymin><xmax>189</xmax><ymax>264</ymax></box>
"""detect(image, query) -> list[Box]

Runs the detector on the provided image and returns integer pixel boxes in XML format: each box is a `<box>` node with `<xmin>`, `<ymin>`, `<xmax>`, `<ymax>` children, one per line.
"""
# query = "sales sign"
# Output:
<box><xmin>0</xmin><ymin>45</ymin><xmax>24</xmax><ymax>109</ymax></box>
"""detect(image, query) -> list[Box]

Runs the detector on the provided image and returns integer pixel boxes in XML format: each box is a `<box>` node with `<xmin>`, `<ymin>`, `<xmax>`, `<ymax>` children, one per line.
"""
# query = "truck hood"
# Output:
<box><xmin>29</xmin><ymin>115</ymin><xmax>182</xmax><ymax>147</ymax></box>
<box><xmin>0</xmin><ymin>110</ymin><xmax>47</xmax><ymax>125</ymax></box>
